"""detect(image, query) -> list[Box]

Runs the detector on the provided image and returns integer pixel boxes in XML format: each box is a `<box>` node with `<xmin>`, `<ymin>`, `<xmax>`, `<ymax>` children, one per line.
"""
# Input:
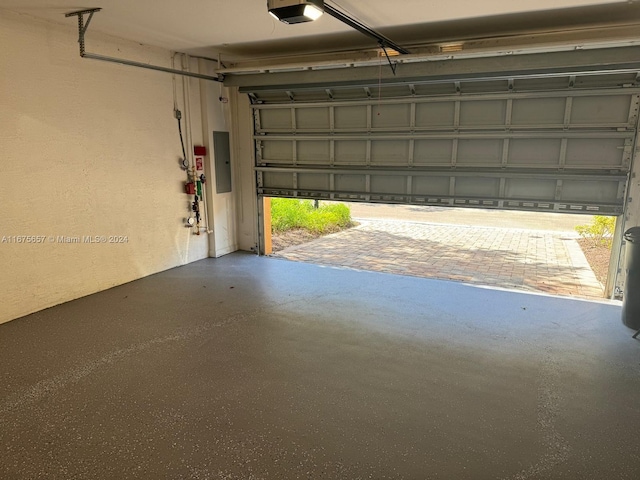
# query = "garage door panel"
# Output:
<box><xmin>372</xmin><ymin>104</ymin><xmax>411</xmax><ymax>129</ymax></box>
<box><xmin>262</xmin><ymin>141</ymin><xmax>293</xmax><ymax>164</ymax></box>
<box><xmin>296</xmin><ymin>107</ymin><xmax>330</xmax><ymax>130</ymax></box>
<box><xmin>334</xmin><ymin>105</ymin><xmax>368</xmax><ymax>130</ymax></box>
<box><xmin>335</xmin><ymin>141</ymin><xmax>367</xmax><ymax>165</ymax></box>
<box><xmin>414</xmin><ymin>139</ymin><xmax>453</xmax><ymax>166</ymax></box>
<box><xmin>508</xmin><ymin>139</ymin><xmax>562</xmax><ymax>166</ymax></box>
<box><xmin>456</xmin><ymin>177</ymin><xmax>500</xmax><ymax>197</ymax></box>
<box><xmin>371</xmin><ymin>140</ymin><xmax>410</xmax><ymax>165</ymax></box>
<box><xmin>570</xmin><ymin>96</ymin><xmax>632</xmax><ymax>125</ymax></box>
<box><xmin>459</xmin><ymin>100</ymin><xmax>506</xmax><ymax>126</ymax></box>
<box><xmin>561</xmin><ymin>180</ymin><xmax>620</xmax><ymax>203</ymax></box>
<box><xmin>505</xmin><ymin>178</ymin><xmax>557</xmax><ymax>200</ymax></box>
<box><xmin>335</xmin><ymin>174</ymin><xmax>366</xmax><ymax>192</ymax></box>
<box><xmin>297</xmin><ymin>140</ymin><xmax>330</xmax><ymax>164</ymax></box>
<box><xmin>258</xmin><ymin>169</ymin><xmax>626</xmax><ymax>214</ymax></box>
<box><xmin>457</xmin><ymin>139</ymin><xmax>503</xmax><ymax>165</ymax></box>
<box><xmin>413</xmin><ymin>176</ymin><xmax>451</xmax><ymax>196</ymax></box>
<box><xmin>415</xmin><ymin>103</ymin><xmax>456</xmax><ymax>128</ymax></box>
<box><xmin>298</xmin><ymin>173</ymin><xmax>330</xmax><ymax>191</ymax></box>
<box><xmin>565</xmin><ymin>138</ymin><xmax>626</xmax><ymax>168</ymax></box>
<box><xmin>371</xmin><ymin>175</ymin><xmax>405</xmax><ymax>194</ymax></box>
<box><xmin>253</xmin><ymin>72</ymin><xmax>635</xmax><ymax>214</ymax></box>
<box><xmin>511</xmin><ymin>98</ymin><xmax>566</xmax><ymax>126</ymax></box>
<box><xmin>263</xmin><ymin>172</ymin><xmax>294</xmax><ymax>189</ymax></box>
<box><xmin>260</xmin><ymin>109</ymin><xmax>292</xmax><ymax>130</ymax></box>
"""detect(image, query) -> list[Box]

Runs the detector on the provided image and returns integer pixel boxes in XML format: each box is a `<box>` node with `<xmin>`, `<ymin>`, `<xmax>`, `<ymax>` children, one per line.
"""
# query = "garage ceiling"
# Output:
<box><xmin>2</xmin><ymin>1</ymin><xmax>640</xmax><ymax>62</ymax></box>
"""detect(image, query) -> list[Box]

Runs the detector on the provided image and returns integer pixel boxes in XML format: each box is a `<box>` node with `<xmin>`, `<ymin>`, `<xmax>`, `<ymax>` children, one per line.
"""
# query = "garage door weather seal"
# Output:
<box><xmin>64</xmin><ymin>9</ymin><xmax>221</xmax><ymax>83</ymax></box>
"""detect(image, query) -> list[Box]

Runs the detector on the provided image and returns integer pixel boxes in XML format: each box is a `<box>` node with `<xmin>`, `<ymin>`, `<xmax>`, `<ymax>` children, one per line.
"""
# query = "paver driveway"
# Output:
<box><xmin>272</xmin><ymin>219</ymin><xmax>604</xmax><ymax>299</ymax></box>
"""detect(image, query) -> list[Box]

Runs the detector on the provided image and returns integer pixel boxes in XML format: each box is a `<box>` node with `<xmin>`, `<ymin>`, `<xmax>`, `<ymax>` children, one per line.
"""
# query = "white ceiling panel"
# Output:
<box><xmin>0</xmin><ymin>0</ymin><xmax>636</xmax><ymax>60</ymax></box>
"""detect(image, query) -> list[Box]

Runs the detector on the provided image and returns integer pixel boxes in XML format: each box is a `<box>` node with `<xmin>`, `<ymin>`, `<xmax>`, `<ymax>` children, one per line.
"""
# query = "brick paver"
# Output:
<box><xmin>272</xmin><ymin>220</ymin><xmax>604</xmax><ymax>299</ymax></box>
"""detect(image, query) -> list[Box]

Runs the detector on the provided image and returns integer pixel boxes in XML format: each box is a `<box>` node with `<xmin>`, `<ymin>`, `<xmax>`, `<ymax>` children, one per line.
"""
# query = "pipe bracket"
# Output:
<box><xmin>64</xmin><ymin>8</ymin><xmax>221</xmax><ymax>82</ymax></box>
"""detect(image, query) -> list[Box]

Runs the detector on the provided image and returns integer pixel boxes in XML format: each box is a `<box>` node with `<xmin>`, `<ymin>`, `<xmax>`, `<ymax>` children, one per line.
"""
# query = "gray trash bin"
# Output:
<box><xmin>622</xmin><ymin>227</ymin><xmax>640</xmax><ymax>330</ymax></box>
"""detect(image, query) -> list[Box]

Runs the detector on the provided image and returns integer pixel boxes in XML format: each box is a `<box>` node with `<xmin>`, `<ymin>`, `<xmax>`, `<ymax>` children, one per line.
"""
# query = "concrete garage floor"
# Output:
<box><xmin>1</xmin><ymin>253</ymin><xmax>639</xmax><ymax>479</ymax></box>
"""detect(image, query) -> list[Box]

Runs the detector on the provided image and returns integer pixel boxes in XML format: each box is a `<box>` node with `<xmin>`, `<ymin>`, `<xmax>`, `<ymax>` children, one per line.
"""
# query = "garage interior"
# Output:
<box><xmin>2</xmin><ymin>0</ymin><xmax>640</xmax><ymax>478</ymax></box>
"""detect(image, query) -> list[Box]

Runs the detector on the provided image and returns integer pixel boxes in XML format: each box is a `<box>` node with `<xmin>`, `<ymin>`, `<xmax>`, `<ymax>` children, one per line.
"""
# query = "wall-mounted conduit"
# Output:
<box><xmin>64</xmin><ymin>8</ymin><xmax>221</xmax><ymax>83</ymax></box>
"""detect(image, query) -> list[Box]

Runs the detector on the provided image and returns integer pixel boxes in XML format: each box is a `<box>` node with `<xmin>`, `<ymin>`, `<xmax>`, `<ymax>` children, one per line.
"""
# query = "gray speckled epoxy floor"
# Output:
<box><xmin>1</xmin><ymin>252</ymin><xmax>639</xmax><ymax>479</ymax></box>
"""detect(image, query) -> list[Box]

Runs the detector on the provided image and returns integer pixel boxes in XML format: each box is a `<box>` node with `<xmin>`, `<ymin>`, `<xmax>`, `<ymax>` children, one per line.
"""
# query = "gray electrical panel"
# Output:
<box><xmin>213</xmin><ymin>131</ymin><xmax>232</xmax><ymax>194</ymax></box>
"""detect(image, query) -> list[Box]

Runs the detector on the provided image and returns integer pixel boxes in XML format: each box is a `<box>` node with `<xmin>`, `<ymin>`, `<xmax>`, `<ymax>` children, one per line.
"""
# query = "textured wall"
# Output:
<box><xmin>0</xmin><ymin>11</ymin><xmax>213</xmax><ymax>324</ymax></box>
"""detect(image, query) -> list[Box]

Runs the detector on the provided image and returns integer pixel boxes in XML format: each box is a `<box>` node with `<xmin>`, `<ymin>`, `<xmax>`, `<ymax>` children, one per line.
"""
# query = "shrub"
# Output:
<box><xmin>575</xmin><ymin>215</ymin><xmax>616</xmax><ymax>248</ymax></box>
<box><xmin>271</xmin><ymin>198</ymin><xmax>353</xmax><ymax>234</ymax></box>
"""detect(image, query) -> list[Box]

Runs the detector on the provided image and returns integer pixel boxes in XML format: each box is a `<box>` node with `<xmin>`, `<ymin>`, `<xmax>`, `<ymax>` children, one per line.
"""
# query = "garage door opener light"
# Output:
<box><xmin>267</xmin><ymin>0</ymin><xmax>324</xmax><ymax>24</ymax></box>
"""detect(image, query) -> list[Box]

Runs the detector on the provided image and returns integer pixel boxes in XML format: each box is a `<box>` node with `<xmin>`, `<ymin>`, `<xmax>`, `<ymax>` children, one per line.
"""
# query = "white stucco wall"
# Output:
<box><xmin>0</xmin><ymin>11</ymin><xmax>224</xmax><ymax>324</ymax></box>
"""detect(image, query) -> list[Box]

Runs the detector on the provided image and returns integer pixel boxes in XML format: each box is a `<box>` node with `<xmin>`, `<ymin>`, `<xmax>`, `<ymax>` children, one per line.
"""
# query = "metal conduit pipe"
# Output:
<box><xmin>65</xmin><ymin>9</ymin><xmax>221</xmax><ymax>83</ymax></box>
<box><xmin>83</xmin><ymin>53</ymin><xmax>222</xmax><ymax>82</ymax></box>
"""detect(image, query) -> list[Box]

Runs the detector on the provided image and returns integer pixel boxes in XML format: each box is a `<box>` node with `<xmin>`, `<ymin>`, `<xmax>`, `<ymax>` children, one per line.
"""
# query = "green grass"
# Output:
<box><xmin>271</xmin><ymin>198</ymin><xmax>353</xmax><ymax>234</ymax></box>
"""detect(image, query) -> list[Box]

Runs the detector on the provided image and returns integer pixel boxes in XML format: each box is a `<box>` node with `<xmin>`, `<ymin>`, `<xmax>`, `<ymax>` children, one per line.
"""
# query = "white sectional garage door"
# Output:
<box><xmin>250</xmin><ymin>72</ymin><xmax>639</xmax><ymax>214</ymax></box>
